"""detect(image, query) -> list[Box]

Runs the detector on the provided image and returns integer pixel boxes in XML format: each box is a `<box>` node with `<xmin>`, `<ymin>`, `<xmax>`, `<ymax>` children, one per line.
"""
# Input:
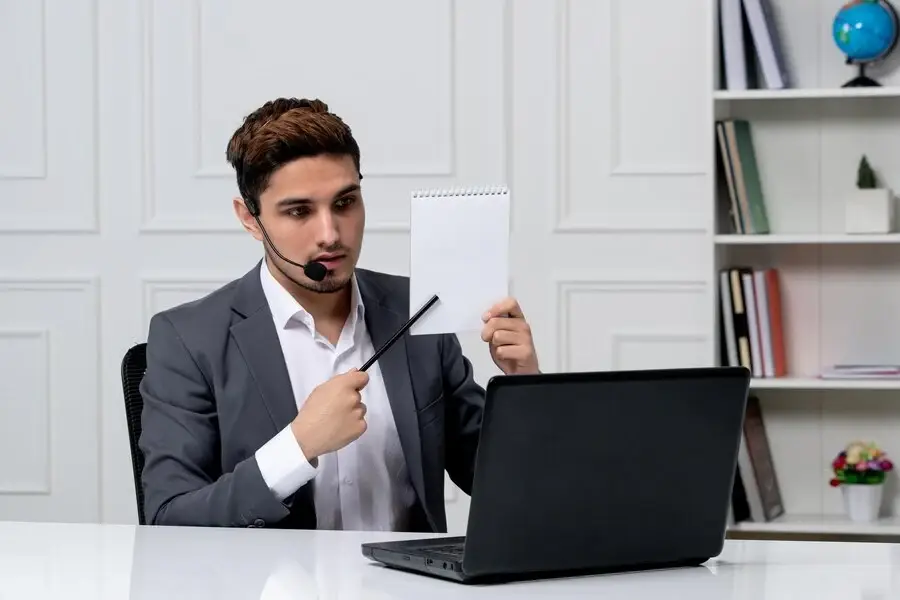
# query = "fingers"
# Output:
<box><xmin>342</xmin><ymin>377</ymin><xmax>367</xmax><ymax>416</ymax></box>
<box><xmin>488</xmin><ymin>329</ymin><xmax>523</xmax><ymax>347</ymax></box>
<box><xmin>343</xmin><ymin>368</ymin><xmax>370</xmax><ymax>389</ymax></box>
<box><xmin>481</xmin><ymin>316</ymin><xmax>530</xmax><ymax>343</ymax></box>
<box><xmin>483</xmin><ymin>297</ymin><xmax>524</xmax><ymax>321</ymax></box>
<box><xmin>491</xmin><ymin>343</ymin><xmax>533</xmax><ymax>362</ymax></box>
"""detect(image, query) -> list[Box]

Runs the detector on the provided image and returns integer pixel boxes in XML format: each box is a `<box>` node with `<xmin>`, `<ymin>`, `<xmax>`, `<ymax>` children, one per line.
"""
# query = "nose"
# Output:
<box><xmin>313</xmin><ymin>209</ymin><xmax>339</xmax><ymax>248</ymax></box>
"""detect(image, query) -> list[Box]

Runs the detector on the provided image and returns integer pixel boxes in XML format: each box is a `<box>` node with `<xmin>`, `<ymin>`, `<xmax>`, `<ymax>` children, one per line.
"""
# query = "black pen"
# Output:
<box><xmin>360</xmin><ymin>294</ymin><xmax>440</xmax><ymax>372</ymax></box>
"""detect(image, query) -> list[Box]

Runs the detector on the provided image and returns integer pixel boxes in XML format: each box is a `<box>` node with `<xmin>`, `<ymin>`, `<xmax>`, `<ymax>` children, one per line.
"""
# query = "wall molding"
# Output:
<box><xmin>138</xmin><ymin>219</ymin><xmax>412</xmax><ymax>234</ymax></box>
<box><xmin>189</xmin><ymin>0</ymin><xmax>456</xmax><ymax>179</ymax></box>
<box><xmin>610</xmin><ymin>330</ymin><xmax>709</xmax><ymax>370</ymax></box>
<box><xmin>0</xmin><ymin>0</ymin><xmax>48</xmax><ymax>180</ymax></box>
<box><xmin>0</xmin><ymin>277</ymin><xmax>100</xmax><ymax>293</ymax></box>
<box><xmin>552</xmin><ymin>0</ymin><xmax>705</xmax><ymax>234</ymax></box>
<box><xmin>553</xmin><ymin>218</ymin><xmax>707</xmax><ymax>234</ymax></box>
<box><xmin>0</xmin><ymin>276</ymin><xmax>99</xmax><ymax>503</ymax></box>
<box><xmin>0</xmin><ymin>0</ymin><xmax>100</xmax><ymax>233</ymax></box>
<box><xmin>141</xmin><ymin>276</ymin><xmax>232</xmax><ymax>329</ymax></box>
<box><xmin>607</xmin><ymin>1</ymin><xmax>706</xmax><ymax>178</ymax></box>
<box><xmin>554</xmin><ymin>277</ymin><xmax>707</xmax><ymax>371</ymax></box>
<box><xmin>139</xmin><ymin>0</ymin><xmax>475</xmax><ymax>233</ymax></box>
<box><xmin>0</xmin><ymin>328</ymin><xmax>51</xmax><ymax>495</ymax></box>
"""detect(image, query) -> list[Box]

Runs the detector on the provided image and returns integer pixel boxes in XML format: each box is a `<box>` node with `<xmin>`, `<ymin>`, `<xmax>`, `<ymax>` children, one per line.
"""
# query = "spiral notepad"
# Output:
<box><xmin>409</xmin><ymin>186</ymin><xmax>510</xmax><ymax>336</ymax></box>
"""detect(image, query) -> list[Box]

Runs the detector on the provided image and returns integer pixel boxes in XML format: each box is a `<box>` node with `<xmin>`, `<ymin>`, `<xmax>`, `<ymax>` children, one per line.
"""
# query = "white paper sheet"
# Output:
<box><xmin>408</xmin><ymin>187</ymin><xmax>510</xmax><ymax>335</ymax></box>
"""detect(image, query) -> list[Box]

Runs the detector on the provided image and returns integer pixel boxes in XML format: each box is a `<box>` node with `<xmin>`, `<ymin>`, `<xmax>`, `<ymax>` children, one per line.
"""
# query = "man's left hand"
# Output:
<box><xmin>481</xmin><ymin>297</ymin><xmax>540</xmax><ymax>375</ymax></box>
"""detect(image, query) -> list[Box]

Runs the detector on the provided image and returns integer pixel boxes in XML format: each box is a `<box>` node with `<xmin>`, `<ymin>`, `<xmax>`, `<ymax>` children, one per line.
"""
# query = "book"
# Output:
<box><xmin>820</xmin><ymin>365</ymin><xmax>900</xmax><ymax>379</ymax></box>
<box><xmin>734</xmin><ymin>395</ymin><xmax>785</xmax><ymax>522</ymax></box>
<box><xmin>741</xmin><ymin>0</ymin><xmax>790</xmax><ymax>89</ymax></box>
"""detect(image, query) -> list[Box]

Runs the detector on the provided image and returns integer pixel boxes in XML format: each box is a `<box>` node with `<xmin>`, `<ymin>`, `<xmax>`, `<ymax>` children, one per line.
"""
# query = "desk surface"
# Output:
<box><xmin>1</xmin><ymin>521</ymin><xmax>899</xmax><ymax>598</ymax></box>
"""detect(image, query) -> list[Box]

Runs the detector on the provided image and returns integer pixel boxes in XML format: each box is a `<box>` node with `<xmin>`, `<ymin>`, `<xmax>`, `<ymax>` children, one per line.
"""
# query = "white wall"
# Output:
<box><xmin>0</xmin><ymin>0</ymin><xmax>713</xmax><ymax>531</ymax></box>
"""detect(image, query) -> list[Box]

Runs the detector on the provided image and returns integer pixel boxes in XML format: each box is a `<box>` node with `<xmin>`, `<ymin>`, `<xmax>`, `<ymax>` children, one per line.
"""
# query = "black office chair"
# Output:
<box><xmin>121</xmin><ymin>342</ymin><xmax>148</xmax><ymax>525</ymax></box>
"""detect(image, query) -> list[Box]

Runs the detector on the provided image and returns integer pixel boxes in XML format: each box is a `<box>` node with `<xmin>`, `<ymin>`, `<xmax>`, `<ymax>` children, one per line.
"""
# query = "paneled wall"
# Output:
<box><xmin>0</xmin><ymin>0</ymin><xmax>714</xmax><ymax>531</ymax></box>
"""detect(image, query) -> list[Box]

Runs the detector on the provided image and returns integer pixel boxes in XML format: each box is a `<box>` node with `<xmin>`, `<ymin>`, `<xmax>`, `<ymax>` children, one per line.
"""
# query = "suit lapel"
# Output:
<box><xmin>227</xmin><ymin>265</ymin><xmax>428</xmax><ymax>522</ymax></box>
<box><xmin>357</xmin><ymin>273</ymin><xmax>428</xmax><ymax>510</ymax></box>
<box><xmin>229</xmin><ymin>263</ymin><xmax>298</xmax><ymax>430</ymax></box>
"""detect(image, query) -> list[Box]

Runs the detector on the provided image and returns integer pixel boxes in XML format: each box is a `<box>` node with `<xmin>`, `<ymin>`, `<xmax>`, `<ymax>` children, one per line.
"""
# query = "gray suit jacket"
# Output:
<box><xmin>138</xmin><ymin>262</ymin><xmax>486</xmax><ymax>532</ymax></box>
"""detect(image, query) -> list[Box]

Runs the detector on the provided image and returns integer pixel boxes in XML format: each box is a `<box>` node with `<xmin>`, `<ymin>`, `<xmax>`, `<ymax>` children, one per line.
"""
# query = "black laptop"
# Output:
<box><xmin>361</xmin><ymin>366</ymin><xmax>751</xmax><ymax>584</ymax></box>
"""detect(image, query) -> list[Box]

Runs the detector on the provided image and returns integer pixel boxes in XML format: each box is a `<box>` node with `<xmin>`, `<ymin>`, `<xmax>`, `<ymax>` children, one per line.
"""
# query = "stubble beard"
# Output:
<box><xmin>266</xmin><ymin>248</ymin><xmax>351</xmax><ymax>295</ymax></box>
<box><xmin>303</xmin><ymin>273</ymin><xmax>350</xmax><ymax>294</ymax></box>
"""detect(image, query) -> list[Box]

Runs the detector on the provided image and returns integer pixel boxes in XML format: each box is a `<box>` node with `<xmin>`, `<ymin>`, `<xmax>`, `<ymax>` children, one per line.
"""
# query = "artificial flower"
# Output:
<box><xmin>829</xmin><ymin>441</ymin><xmax>893</xmax><ymax>486</ymax></box>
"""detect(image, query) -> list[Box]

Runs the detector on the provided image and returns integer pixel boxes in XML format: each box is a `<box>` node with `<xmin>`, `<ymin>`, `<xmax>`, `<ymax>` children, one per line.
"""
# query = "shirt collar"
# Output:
<box><xmin>259</xmin><ymin>259</ymin><xmax>365</xmax><ymax>332</ymax></box>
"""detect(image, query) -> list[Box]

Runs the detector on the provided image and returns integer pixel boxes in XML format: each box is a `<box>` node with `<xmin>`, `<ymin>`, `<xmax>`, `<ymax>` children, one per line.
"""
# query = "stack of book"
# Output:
<box><xmin>717</xmin><ymin>0</ymin><xmax>790</xmax><ymax>91</ymax></box>
<box><xmin>718</xmin><ymin>266</ymin><xmax>786</xmax><ymax>378</ymax></box>
<box><xmin>820</xmin><ymin>365</ymin><xmax>900</xmax><ymax>380</ymax></box>
<box><xmin>715</xmin><ymin>118</ymin><xmax>770</xmax><ymax>235</ymax></box>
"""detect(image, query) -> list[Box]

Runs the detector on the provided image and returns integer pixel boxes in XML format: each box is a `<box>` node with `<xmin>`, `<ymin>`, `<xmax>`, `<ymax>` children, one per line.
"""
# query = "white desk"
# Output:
<box><xmin>1</xmin><ymin>521</ymin><xmax>899</xmax><ymax>599</ymax></box>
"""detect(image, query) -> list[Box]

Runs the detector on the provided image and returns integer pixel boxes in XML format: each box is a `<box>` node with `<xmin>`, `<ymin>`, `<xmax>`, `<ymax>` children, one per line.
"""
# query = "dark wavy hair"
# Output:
<box><xmin>225</xmin><ymin>97</ymin><xmax>361</xmax><ymax>214</ymax></box>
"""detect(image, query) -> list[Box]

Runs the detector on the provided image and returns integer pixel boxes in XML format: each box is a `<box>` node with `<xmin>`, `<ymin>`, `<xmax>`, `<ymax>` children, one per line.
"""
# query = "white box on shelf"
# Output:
<box><xmin>845</xmin><ymin>188</ymin><xmax>896</xmax><ymax>234</ymax></box>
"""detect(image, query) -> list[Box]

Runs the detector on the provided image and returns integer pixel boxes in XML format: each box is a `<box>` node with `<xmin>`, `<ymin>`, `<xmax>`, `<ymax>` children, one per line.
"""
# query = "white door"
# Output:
<box><xmin>0</xmin><ymin>0</ymin><xmax>713</xmax><ymax>527</ymax></box>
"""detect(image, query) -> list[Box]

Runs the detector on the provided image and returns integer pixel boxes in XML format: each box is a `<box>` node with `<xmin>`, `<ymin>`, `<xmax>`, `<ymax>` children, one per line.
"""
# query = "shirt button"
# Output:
<box><xmin>253</xmin><ymin>518</ymin><xmax>265</xmax><ymax>528</ymax></box>
<box><xmin>343</xmin><ymin>477</ymin><xmax>353</xmax><ymax>485</ymax></box>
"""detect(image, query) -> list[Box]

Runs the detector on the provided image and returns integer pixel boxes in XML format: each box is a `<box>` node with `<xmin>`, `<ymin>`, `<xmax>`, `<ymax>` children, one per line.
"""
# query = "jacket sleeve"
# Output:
<box><xmin>138</xmin><ymin>312</ymin><xmax>292</xmax><ymax>527</ymax></box>
<box><xmin>440</xmin><ymin>333</ymin><xmax>486</xmax><ymax>495</ymax></box>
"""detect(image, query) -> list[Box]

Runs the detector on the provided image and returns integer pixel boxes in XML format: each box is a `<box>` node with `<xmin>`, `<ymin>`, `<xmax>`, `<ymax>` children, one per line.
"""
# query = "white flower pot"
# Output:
<box><xmin>845</xmin><ymin>188</ymin><xmax>895</xmax><ymax>234</ymax></box>
<box><xmin>841</xmin><ymin>483</ymin><xmax>883</xmax><ymax>522</ymax></box>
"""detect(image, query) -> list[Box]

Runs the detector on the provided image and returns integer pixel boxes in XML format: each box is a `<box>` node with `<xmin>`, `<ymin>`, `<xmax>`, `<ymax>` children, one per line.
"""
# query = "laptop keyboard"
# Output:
<box><xmin>420</xmin><ymin>542</ymin><xmax>465</xmax><ymax>559</ymax></box>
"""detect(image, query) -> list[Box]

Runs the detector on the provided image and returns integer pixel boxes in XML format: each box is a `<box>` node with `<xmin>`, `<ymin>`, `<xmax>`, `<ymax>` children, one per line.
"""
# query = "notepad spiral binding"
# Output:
<box><xmin>411</xmin><ymin>185</ymin><xmax>508</xmax><ymax>199</ymax></box>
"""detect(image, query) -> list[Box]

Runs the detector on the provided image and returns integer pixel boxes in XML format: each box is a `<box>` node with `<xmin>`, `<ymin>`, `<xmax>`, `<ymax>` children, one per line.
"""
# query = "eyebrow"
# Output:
<box><xmin>276</xmin><ymin>184</ymin><xmax>361</xmax><ymax>208</ymax></box>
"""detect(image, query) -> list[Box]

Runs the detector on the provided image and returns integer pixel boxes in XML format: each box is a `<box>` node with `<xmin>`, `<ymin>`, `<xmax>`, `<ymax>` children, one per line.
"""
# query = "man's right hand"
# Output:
<box><xmin>290</xmin><ymin>368</ymin><xmax>370</xmax><ymax>461</ymax></box>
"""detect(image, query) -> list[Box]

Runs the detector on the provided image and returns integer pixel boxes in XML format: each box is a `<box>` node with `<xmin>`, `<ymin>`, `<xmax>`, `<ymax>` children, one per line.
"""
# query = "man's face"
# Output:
<box><xmin>243</xmin><ymin>154</ymin><xmax>365</xmax><ymax>294</ymax></box>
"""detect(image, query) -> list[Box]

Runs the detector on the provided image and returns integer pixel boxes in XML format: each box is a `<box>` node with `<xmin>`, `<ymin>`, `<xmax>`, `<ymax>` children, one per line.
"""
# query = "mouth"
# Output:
<box><xmin>312</xmin><ymin>253</ymin><xmax>346</xmax><ymax>269</ymax></box>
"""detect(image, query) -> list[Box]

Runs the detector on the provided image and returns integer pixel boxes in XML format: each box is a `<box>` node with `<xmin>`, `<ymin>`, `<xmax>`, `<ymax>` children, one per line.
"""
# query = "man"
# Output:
<box><xmin>138</xmin><ymin>97</ymin><xmax>540</xmax><ymax>532</ymax></box>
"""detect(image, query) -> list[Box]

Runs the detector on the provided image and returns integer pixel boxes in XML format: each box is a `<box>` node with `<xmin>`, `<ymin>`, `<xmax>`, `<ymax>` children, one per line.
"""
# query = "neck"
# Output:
<box><xmin>266</xmin><ymin>258</ymin><xmax>352</xmax><ymax>325</ymax></box>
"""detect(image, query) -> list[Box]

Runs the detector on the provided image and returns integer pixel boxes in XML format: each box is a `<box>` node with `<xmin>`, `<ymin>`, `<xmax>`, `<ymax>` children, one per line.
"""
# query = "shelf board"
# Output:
<box><xmin>728</xmin><ymin>514</ymin><xmax>900</xmax><ymax>537</ymax></box>
<box><xmin>714</xmin><ymin>87</ymin><xmax>900</xmax><ymax>101</ymax></box>
<box><xmin>715</xmin><ymin>233</ymin><xmax>900</xmax><ymax>245</ymax></box>
<box><xmin>751</xmin><ymin>377</ymin><xmax>900</xmax><ymax>390</ymax></box>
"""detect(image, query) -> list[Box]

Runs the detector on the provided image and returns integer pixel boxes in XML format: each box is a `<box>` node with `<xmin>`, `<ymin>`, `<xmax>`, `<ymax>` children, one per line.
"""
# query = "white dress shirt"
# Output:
<box><xmin>254</xmin><ymin>261</ymin><xmax>417</xmax><ymax>530</ymax></box>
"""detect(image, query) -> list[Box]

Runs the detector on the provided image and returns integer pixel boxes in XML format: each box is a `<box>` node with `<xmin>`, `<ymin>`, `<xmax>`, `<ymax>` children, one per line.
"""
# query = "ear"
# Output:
<box><xmin>233</xmin><ymin>197</ymin><xmax>263</xmax><ymax>242</ymax></box>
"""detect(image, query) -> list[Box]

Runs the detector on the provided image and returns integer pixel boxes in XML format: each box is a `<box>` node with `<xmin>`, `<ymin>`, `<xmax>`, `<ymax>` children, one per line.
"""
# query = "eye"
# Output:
<box><xmin>335</xmin><ymin>195</ymin><xmax>357</xmax><ymax>210</ymax></box>
<box><xmin>286</xmin><ymin>206</ymin><xmax>310</xmax><ymax>218</ymax></box>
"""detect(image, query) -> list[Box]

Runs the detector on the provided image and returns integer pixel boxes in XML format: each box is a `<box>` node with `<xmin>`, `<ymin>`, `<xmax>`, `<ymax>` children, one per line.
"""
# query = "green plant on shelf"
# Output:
<box><xmin>856</xmin><ymin>155</ymin><xmax>878</xmax><ymax>189</ymax></box>
<box><xmin>829</xmin><ymin>440</ymin><xmax>894</xmax><ymax>486</ymax></box>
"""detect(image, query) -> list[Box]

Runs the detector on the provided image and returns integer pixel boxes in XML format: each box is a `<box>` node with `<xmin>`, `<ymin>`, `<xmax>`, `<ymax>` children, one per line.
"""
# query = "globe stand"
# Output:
<box><xmin>842</xmin><ymin>61</ymin><xmax>882</xmax><ymax>87</ymax></box>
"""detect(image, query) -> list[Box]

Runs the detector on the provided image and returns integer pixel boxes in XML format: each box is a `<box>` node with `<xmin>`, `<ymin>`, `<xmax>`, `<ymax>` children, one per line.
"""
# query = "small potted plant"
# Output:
<box><xmin>845</xmin><ymin>155</ymin><xmax>895</xmax><ymax>233</ymax></box>
<box><xmin>829</xmin><ymin>441</ymin><xmax>894</xmax><ymax>522</ymax></box>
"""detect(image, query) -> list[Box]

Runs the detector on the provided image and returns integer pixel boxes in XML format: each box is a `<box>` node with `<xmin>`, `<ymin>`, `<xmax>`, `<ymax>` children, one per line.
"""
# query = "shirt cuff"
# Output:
<box><xmin>255</xmin><ymin>424</ymin><xmax>318</xmax><ymax>501</ymax></box>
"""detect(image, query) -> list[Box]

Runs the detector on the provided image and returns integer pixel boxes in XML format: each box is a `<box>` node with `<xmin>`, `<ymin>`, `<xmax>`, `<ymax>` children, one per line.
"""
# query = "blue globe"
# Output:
<box><xmin>833</xmin><ymin>0</ymin><xmax>898</xmax><ymax>63</ymax></box>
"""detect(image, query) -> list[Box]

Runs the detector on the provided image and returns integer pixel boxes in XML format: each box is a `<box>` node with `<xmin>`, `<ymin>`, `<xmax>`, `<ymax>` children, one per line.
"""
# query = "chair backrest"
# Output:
<box><xmin>121</xmin><ymin>343</ymin><xmax>148</xmax><ymax>525</ymax></box>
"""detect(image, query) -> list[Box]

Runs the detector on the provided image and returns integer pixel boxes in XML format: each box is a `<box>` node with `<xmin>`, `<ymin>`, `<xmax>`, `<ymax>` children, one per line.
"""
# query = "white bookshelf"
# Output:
<box><xmin>730</xmin><ymin>514</ymin><xmax>900</xmax><ymax>537</ymax></box>
<box><xmin>751</xmin><ymin>377</ymin><xmax>900</xmax><ymax>391</ymax></box>
<box><xmin>712</xmin><ymin>0</ymin><xmax>900</xmax><ymax>540</ymax></box>
<box><xmin>714</xmin><ymin>86</ymin><xmax>900</xmax><ymax>101</ymax></box>
<box><xmin>715</xmin><ymin>233</ymin><xmax>900</xmax><ymax>245</ymax></box>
